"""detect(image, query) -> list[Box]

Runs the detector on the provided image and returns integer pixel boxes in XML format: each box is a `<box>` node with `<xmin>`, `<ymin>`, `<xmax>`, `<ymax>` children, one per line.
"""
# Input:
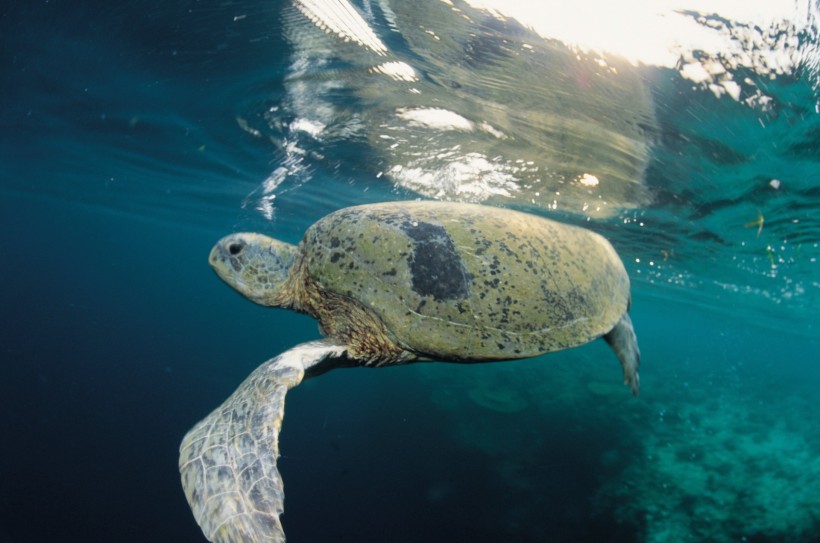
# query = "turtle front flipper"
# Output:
<box><xmin>603</xmin><ymin>312</ymin><xmax>641</xmax><ymax>396</ymax></box>
<box><xmin>179</xmin><ymin>340</ymin><xmax>348</xmax><ymax>543</ymax></box>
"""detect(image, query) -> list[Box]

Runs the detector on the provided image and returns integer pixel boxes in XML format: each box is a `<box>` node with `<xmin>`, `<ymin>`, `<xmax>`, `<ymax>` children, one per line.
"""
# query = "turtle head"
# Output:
<box><xmin>209</xmin><ymin>233</ymin><xmax>299</xmax><ymax>307</ymax></box>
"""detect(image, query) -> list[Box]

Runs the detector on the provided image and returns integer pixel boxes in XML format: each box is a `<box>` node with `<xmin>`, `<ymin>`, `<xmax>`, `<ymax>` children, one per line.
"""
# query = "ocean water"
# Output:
<box><xmin>1</xmin><ymin>1</ymin><xmax>819</xmax><ymax>543</ymax></box>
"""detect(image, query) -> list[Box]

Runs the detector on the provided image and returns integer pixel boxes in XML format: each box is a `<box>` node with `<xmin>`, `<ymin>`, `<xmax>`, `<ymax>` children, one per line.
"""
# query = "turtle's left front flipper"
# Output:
<box><xmin>179</xmin><ymin>340</ymin><xmax>348</xmax><ymax>543</ymax></box>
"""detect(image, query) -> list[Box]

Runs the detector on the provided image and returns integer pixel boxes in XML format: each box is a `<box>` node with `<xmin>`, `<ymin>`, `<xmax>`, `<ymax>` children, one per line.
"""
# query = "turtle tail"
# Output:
<box><xmin>179</xmin><ymin>340</ymin><xmax>347</xmax><ymax>543</ymax></box>
<box><xmin>603</xmin><ymin>312</ymin><xmax>641</xmax><ymax>396</ymax></box>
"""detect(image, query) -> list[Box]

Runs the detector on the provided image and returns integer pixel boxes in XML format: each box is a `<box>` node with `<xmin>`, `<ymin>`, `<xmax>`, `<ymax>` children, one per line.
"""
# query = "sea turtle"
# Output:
<box><xmin>180</xmin><ymin>200</ymin><xmax>640</xmax><ymax>543</ymax></box>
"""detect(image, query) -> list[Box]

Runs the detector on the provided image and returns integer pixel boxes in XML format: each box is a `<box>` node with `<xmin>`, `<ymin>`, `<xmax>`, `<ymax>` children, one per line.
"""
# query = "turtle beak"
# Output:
<box><xmin>209</xmin><ymin>235</ymin><xmax>246</xmax><ymax>287</ymax></box>
<box><xmin>210</xmin><ymin>235</ymin><xmax>247</xmax><ymax>270</ymax></box>
<box><xmin>208</xmin><ymin>244</ymin><xmax>222</xmax><ymax>267</ymax></box>
<box><xmin>208</xmin><ymin>241</ymin><xmax>231</xmax><ymax>275</ymax></box>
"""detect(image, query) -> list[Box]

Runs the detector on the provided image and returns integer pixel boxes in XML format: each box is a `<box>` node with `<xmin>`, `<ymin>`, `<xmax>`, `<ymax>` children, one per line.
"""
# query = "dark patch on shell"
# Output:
<box><xmin>400</xmin><ymin>220</ymin><xmax>470</xmax><ymax>301</ymax></box>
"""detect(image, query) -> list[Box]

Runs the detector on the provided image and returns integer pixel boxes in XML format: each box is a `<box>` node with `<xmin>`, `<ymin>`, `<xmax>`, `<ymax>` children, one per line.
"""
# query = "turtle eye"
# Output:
<box><xmin>228</xmin><ymin>241</ymin><xmax>245</xmax><ymax>256</ymax></box>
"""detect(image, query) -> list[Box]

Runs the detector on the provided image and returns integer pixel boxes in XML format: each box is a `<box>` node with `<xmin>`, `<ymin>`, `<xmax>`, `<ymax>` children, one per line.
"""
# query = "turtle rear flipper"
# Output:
<box><xmin>180</xmin><ymin>341</ymin><xmax>348</xmax><ymax>543</ymax></box>
<box><xmin>604</xmin><ymin>312</ymin><xmax>640</xmax><ymax>396</ymax></box>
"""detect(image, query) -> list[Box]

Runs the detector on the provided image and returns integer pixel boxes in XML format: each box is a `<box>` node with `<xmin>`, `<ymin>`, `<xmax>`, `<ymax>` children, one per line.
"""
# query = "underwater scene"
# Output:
<box><xmin>1</xmin><ymin>1</ymin><xmax>819</xmax><ymax>542</ymax></box>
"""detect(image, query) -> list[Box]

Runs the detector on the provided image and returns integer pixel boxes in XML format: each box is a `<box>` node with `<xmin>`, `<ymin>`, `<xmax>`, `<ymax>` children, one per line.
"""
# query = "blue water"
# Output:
<box><xmin>2</xmin><ymin>2</ymin><xmax>819</xmax><ymax>543</ymax></box>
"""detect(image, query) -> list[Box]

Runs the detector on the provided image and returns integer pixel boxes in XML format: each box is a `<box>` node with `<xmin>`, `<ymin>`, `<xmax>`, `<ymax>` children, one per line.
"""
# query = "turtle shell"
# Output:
<box><xmin>302</xmin><ymin>201</ymin><xmax>629</xmax><ymax>361</ymax></box>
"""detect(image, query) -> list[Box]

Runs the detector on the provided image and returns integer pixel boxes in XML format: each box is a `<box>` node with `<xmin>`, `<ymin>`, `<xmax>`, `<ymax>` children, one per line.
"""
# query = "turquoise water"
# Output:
<box><xmin>1</xmin><ymin>1</ymin><xmax>819</xmax><ymax>543</ymax></box>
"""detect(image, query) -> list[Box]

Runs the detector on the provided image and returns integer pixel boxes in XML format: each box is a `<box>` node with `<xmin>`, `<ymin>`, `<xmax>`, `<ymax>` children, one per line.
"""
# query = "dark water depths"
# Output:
<box><xmin>2</xmin><ymin>1</ymin><xmax>819</xmax><ymax>542</ymax></box>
